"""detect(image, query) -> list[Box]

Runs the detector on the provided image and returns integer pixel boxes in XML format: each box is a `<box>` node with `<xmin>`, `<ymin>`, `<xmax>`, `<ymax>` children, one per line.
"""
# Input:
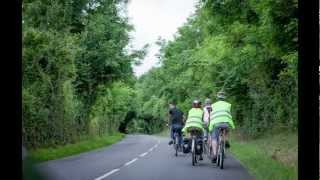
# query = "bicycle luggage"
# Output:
<box><xmin>182</xmin><ymin>138</ymin><xmax>191</xmax><ymax>153</ymax></box>
<box><xmin>195</xmin><ymin>138</ymin><xmax>203</xmax><ymax>155</ymax></box>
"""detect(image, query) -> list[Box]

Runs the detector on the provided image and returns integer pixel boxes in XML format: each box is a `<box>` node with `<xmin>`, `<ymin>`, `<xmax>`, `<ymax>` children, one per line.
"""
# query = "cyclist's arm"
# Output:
<box><xmin>185</xmin><ymin>112</ymin><xmax>189</xmax><ymax>124</ymax></box>
<box><xmin>202</xmin><ymin>109</ymin><xmax>205</xmax><ymax>122</ymax></box>
<box><xmin>182</xmin><ymin>113</ymin><xmax>185</xmax><ymax>125</ymax></box>
<box><xmin>182</xmin><ymin>114</ymin><xmax>185</xmax><ymax>125</ymax></box>
<box><xmin>229</xmin><ymin>105</ymin><xmax>235</xmax><ymax>129</ymax></box>
<box><xmin>201</xmin><ymin>112</ymin><xmax>204</xmax><ymax>122</ymax></box>
<box><xmin>205</xmin><ymin>106</ymin><xmax>212</xmax><ymax>124</ymax></box>
<box><xmin>167</xmin><ymin>110</ymin><xmax>172</xmax><ymax>126</ymax></box>
<box><xmin>229</xmin><ymin>116</ymin><xmax>235</xmax><ymax>129</ymax></box>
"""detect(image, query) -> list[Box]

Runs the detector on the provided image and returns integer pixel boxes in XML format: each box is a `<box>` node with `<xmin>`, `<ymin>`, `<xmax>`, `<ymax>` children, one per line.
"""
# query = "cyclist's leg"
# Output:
<box><xmin>177</xmin><ymin>126</ymin><xmax>183</xmax><ymax>145</ymax></box>
<box><xmin>203</xmin><ymin>128</ymin><xmax>208</xmax><ymax>141</ymax></box>
<box><xmin>169</xmin><ymin>125</ymin><xmax>175</xmax><ymax>145</ymax></box>
<box><xmin>208</xmin><ymin>131</ymin><xmax>212</xmax><ymax>147</ymax></box>
<box><xmin>224</xmin><ymin>126</ymin><xmax>230</xmax><ymax>148</ymax></box>
<box><xmin>211</xmin><ymin>126</ymin><xmax>219</xmax><ymax>161</ymax></box>
<box><xmin>172</xmin><ymin>125</ymin><xmax>177</xmax><ymax>140</ymax></box>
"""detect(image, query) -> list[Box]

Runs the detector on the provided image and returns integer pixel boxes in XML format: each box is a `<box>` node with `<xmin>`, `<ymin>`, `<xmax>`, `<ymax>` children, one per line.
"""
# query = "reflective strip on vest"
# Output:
<box><xmin>188</xmin><ymin>116</ymin><xmax>202</xmax><ymax>120</ymax></box>
<box><xmin>210</xmin><ymin>110</ymin><xmax>232</xmax><ymax>120</ymax></box>
<box><xmin>211</xmin><ymin>109</ymin><xmax>231</xmax><ymax>116</ymax></box>
<box><xmin>211</xmin><ymin>113</ymin><xmax>232</xmax><ymax>119</ymax></box>
<box><xmin>186</xmin><ymin>120</ymin><xmax>203</xmax><ymax>124</ymax></box>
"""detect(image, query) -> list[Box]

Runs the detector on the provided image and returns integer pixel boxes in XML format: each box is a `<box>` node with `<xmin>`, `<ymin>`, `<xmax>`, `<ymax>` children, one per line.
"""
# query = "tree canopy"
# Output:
<box><xmin>23</xmin><ymin>0</ymin><xmax>297</xmax><ymax>149</ymax></box>
<box><xmin>133</xmin><ymin>0</ymin><xmax>297</xmax><ymax>136</ymax></box>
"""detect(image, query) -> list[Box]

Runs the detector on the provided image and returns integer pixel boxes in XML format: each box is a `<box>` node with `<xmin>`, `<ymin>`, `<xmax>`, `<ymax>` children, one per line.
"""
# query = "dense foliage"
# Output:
<box><xmin>23</xmin><ymin>0</ymin><xmax>297</xmax><ymax>149</ymax></box>
<box><xmin>133</xmin><ymin>0</ymin><xmax>297</xmax><ymax>136</ymax></box>
<box><xmin>22</xmin><ymin>0</ymin><xmax>145</xmax><ymax>148</ymax></box>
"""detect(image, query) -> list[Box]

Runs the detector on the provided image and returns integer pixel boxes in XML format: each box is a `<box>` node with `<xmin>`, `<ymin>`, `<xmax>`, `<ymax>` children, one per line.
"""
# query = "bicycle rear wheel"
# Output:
<box><xmin>175</xmin><ymin>135</ymin><xmax>179</xmax><ymax>156</ymax></box>
<box><xmin>217</xmin><ymin>135</ymin><xmax>225</xmax><ymax>169</ymax></box>
<box><xmin>204</xmin><ymin>140</ymin><xmax>210</xmax><ymax>160</ymax></box>
<box><xmin>209</xmin><ymin>144</ymin><xmax>213</xmax><ymax>161</ymax></box>
<box><xmin>192</xmin><ymin>137</ymin><xmax>196</xmax><ymax>166</ymax></box>
<box><xmin>203</xmin><ymin>141</ymin><xmax>208</xmax><ymax>158</ymax></box>
<box><xmin>216</xmin><ymin>146</ymin><xmax>220</xmax><ymax>165</ymax></box>
<box><xmin>219</xmin><ymin>146</ymin><xmax>224</xmax><ymax>169</ymax></box>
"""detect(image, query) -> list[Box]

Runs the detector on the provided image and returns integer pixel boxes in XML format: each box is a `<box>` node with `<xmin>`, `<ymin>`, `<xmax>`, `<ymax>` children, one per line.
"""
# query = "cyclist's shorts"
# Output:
<box><xmin>211</xmin><ymin>122</ymin><xmax>229</xmax><ymax>141</ymax></box>
<box><xmin>171</xmin><ymin>124</ymin><xmax>183</xmax><ymax>139</ymax></box>
<box><xmin>171</xmin><ymin>124</ymin><xmax>183</xmax><ymax>132</ymax></box>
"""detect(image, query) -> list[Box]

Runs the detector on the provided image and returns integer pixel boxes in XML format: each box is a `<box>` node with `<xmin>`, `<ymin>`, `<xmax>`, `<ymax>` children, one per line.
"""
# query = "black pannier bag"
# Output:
<box><xmin>182</xmin><ymin>138</ymin><xmax>191</xmax><ymax>153</ymax></box>
<box><xmin>195</xmin><ymin>138</ymin><xmax>203</xmax><ymax>155</ymax></box>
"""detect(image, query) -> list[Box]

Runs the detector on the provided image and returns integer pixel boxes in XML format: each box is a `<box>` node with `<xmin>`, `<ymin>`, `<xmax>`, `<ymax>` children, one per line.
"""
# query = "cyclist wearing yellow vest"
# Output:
<box><xmin>182</xmin><ymin>100</ymin><xmax>205</xmax><ymax>160</ymax></box>
<box><xmin>209</xmin><ymin>91</ymin><xmax>235</xmax><ymax>163</ymax></box>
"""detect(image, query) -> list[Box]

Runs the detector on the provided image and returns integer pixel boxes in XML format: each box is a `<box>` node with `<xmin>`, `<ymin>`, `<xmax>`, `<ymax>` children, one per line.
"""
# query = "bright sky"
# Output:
<box><xmin>127</xmin><ymin>0</ymin><xmax>198</xmax><ymax>77</ymax></box>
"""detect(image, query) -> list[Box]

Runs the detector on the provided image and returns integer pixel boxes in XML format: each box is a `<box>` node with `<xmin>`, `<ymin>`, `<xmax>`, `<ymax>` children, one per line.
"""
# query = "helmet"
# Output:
<box><xmin>217</xmin><ymin>91</ymin><xmax>226</xmax><ymax>100</ymax></box>
<box><xmin>169</xmin><ymin>100</ymin><xmax>176</xmax><ymax>106</ymax></box>
<box><xmin>192</xmin><ymin>99</ymin><xmax>201</xmax><ymax>108</ymax></box>
<box><xmin>204</xmin><ymin>98</ymin><xmax>212</xmax><ymax>105</ymax></box>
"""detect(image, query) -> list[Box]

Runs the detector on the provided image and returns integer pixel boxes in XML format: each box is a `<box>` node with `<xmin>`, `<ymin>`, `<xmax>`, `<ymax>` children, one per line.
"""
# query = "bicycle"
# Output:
<box><xmin>189</xmin><ymin>128</ymin><xmax>203</xmax><ymax>166</ymax></box>
<box><xmin>167</xmin><ymin>123</ymin><xmax>182</xmax><ymax>156</ymax></box>
<box><xmin>173</xmin><ymin>129</ymin><xmax>182</xmax><ymax>156</ymax></box>
<box><xmin>216</xmin><ymin>127</ymin><xmax>227</xmax><ymax>169</ymax></box>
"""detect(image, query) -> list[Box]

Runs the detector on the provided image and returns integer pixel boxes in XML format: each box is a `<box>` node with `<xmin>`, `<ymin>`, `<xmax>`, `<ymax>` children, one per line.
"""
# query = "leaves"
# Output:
<box><xmin>135</xmin><ymin>0</ymin><xmax>297</xmax><ymax>136</ymax></box>
<box><xmin>22</xmin><ymin>0</ymin><xmax>144</xmax><ymax>148</ymax></box>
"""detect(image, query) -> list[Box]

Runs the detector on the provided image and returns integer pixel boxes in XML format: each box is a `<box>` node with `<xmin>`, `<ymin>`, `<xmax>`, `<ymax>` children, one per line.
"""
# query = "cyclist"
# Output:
<box><xmin>203</xmin><ymin>98</ymin><xmax>212</xmax><ymax>141</ymax></box>
<box><xmin>208</xmin><ymin>91</ymin><xmax>235</xmax><ymax>163</ymax></box>
<box><xmin>168</xmin><ymin>102</ymin><xmax>184</xmax><ymax>147</ymax></box>
<box><xmin>182</xmin><ymin>100</ymin><xmax>205</xmax><ymax>160</ymax></box>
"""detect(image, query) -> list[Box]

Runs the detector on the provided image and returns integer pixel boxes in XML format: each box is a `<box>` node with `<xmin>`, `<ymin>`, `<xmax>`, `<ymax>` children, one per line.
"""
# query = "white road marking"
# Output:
<box><xmin>139</xmin><ymin>141</ymin><xmax>159</xmax><ymax>157</ymax></box>
<box><xmin>139</xmin><ymin>152</ymin><xmax>148</xmax><ymax>157</ymax></box>
<box><xmin>94</xmin><ymin>140</ymin><xmax>160</xmax><ymax>180</ymax></box>
<box><xmin>149</xmin><ymin>141</ymin><xmax>160</xmax><ymax>151</ymax></box>
<box><xmin>94</xmin><ymin>169</ymin><xmax>120</xmax><ymax>180</ymax></box>
<box><xmin>124</xmin><ymin>158</ymin><xmax>138</xmax><ymax>166</ymax></box>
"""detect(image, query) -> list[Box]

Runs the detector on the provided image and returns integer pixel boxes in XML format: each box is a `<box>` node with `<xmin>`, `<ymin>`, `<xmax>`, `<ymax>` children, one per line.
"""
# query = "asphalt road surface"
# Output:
<box><xmin>36</xmin><ymin>134</ymin><xmax>254</xmax><ymax>180</ymax></box>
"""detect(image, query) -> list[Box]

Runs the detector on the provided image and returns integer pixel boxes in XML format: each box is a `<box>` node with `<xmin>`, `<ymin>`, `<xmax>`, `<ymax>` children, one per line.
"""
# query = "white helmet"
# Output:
<box><xmin>204</xmin><ymin>98</ymin><xmax>212</xmax><ymax>105</ymax></box>
<box><xmin>217</xmin><ymin>91</ymin><xmax>226</xmax><ymax>100</ymax></box>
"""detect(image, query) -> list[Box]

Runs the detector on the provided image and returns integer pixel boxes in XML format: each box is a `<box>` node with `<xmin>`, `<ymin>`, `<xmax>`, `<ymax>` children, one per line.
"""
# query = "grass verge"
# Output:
<box><xmin>229</xmin><ymin>131</ymin><xmax>297</xmax><ymax>180</ymax></box>
<box><xmin>29</xmin><ymin>132</ymin><xmax>125</xmax><ymax>162</ymax></box>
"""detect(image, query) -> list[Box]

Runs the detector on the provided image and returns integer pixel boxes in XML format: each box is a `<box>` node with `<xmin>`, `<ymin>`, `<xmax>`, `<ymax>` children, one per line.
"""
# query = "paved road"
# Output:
<box><xmin>37</xmin><ymin>134</ymin><xmax>254</xmax><ymax>180</ymax></box>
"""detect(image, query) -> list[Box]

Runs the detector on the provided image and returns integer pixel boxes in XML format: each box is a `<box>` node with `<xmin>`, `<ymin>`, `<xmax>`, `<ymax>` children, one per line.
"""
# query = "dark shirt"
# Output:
<box><xmin>169</xmin><ymin>107</ymin><xmax>184</xmax><ymax>125</ymax></box>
